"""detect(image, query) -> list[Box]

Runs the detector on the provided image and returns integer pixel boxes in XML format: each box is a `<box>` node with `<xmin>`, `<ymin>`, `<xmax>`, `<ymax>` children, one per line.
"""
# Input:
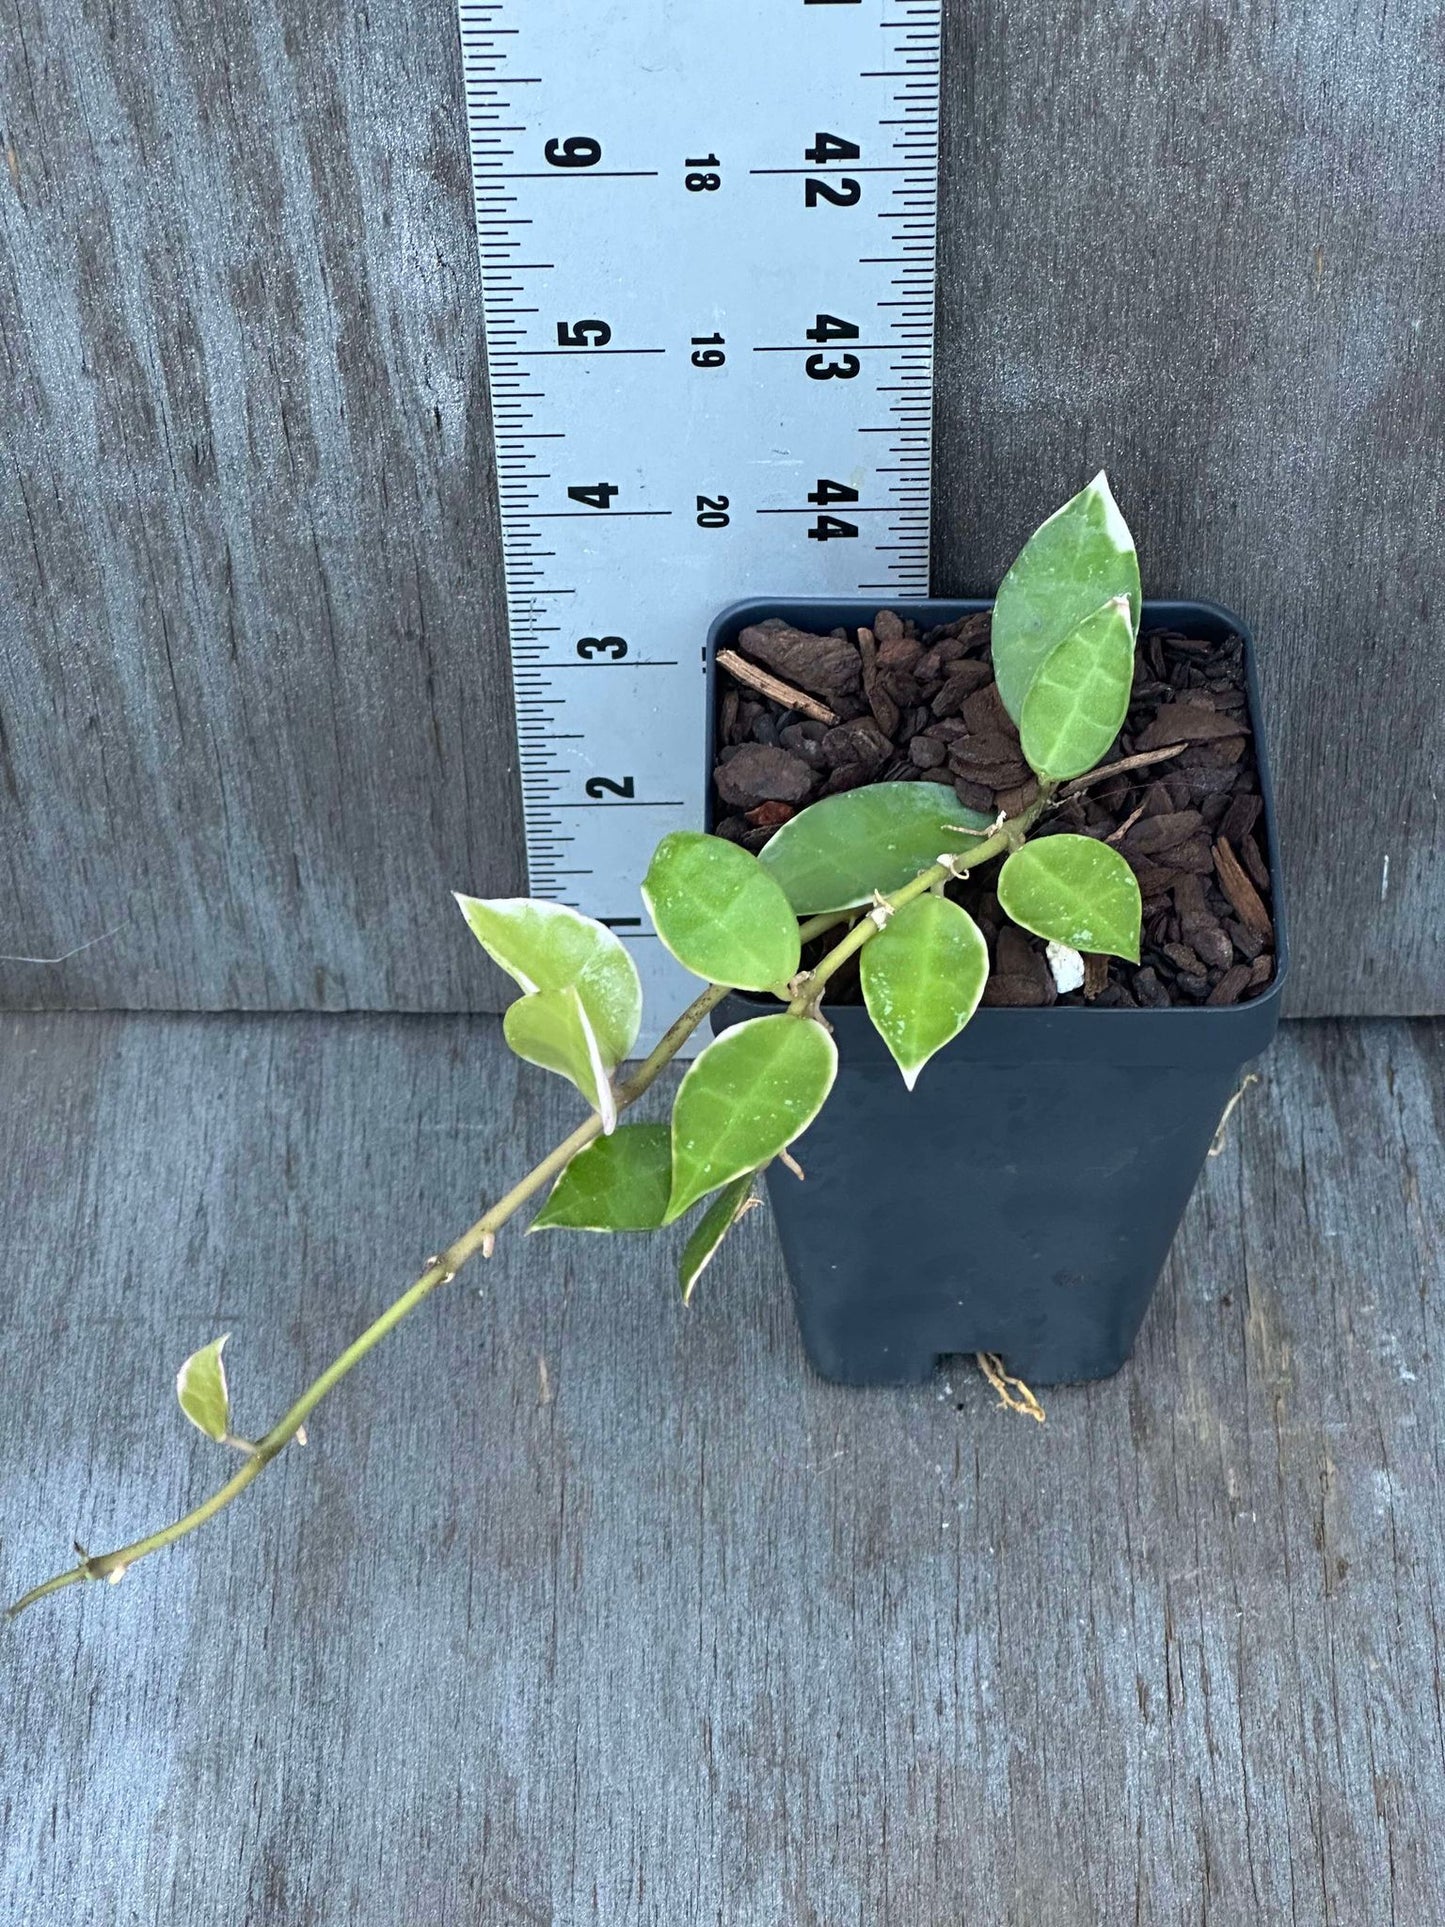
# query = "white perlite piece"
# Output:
<box><xmin>1046</xmin><ymin>941</ymin><xmax>1086</xmax><ymax>994</ymax></box>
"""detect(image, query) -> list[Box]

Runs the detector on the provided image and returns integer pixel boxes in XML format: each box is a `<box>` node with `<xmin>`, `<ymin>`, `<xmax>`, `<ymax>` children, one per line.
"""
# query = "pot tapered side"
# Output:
<box><xmin>707</xmin><ymin>598</ymin><xmax>1286</xmax><ymax>1387</ymax></box>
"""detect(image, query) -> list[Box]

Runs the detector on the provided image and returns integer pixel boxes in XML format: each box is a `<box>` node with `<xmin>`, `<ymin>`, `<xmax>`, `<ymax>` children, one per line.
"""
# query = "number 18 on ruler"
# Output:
<box><xmin>460</xmin><ymin>0</ymin><xmax>942</xmax><ymax>1044</ymax></box>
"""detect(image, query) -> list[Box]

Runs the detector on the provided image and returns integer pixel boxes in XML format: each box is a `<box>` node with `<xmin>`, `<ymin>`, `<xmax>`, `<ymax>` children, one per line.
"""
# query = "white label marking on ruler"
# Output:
<box><xmin>459</xmin><ymin>0</ymin><xmax>941</xmax><ymax>1050</ymax></box>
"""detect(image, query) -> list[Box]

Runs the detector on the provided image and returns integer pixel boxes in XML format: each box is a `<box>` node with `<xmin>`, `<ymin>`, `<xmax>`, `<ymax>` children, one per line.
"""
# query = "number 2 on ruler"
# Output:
<box><xmin>459</xmin><ymin>0</ymin><xmax>941</xmax><ymax>1045</ymax></box>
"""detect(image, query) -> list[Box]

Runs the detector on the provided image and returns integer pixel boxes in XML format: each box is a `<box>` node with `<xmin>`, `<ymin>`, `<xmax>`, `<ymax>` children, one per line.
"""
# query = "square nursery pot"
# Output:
<box><xmin>707</xmin><ymin>598</ymin><xmax>1288</xmax><ymax>1388</ymax></box>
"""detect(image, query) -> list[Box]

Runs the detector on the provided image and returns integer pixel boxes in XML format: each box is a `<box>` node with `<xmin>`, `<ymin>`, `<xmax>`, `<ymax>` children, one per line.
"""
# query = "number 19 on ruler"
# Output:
<box><xmin>459</xmin><ymin>0</ymin><xmax>941</xmax><ymax>1045</ymax></box>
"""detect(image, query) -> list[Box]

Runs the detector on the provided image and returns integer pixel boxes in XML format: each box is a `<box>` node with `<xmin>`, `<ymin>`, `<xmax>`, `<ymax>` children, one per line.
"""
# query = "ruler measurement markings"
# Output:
<box><xmin>462</xmin><ymin>0</ymin><xmax>939</xmax><ymax>1046</ymax></box>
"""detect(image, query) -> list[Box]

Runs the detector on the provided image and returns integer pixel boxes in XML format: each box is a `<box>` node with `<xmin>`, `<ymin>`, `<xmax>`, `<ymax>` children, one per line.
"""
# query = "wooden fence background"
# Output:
<box><xmin>2</xmin><ymin>0</ymin><xmax>1441</xmax><ymax>1016</ymax></box>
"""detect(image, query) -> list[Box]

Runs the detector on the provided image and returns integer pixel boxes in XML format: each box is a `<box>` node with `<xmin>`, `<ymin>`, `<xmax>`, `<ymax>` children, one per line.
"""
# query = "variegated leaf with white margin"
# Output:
<box><xmin>759</xmin><ymin>783</ymin><xmax>993</xmax><ymax>914</ymax></box>
<box><xmin>642</xmin><ymin>832</ymin><xmax>799</xmax><ymax>991</ymax></box>
<box><xmin>990</xmin><ymin>473</ymin><xmax>1141</xmax><ymax>723</ymax></box>
<box><xmin>455</xmin><ymin>895</ymin><xmax>642</xmax><ymax>1066</ymax></box>
<box><xmin>678</xmin><ymin>1174</ymin><xmax>758</xmax><ymax>1304</ymax></box>
<box><xmin>666</xmin><ymin>1014</ymin><xmax>836</xmax><ymax>1222</ymax></box>
<box><xmin>1019</xmin><ymin>594</ymin><xmax>1136</xmax><ymax>780</ymax></box>
<box><xmin>176</xmin><ymin>1334</ymin><xmax>232</xmax><ymax>1442</ymax></box>
<box><xmin>997</xmin><ymin>835</ymin><xmax>1142</xmax><ymax>963</ymax></box>
<box><xmin>503</xmin><ymin>984</ymin><xmax>620</xmax><ymax>1132</ymax></box>
<box><xmin>531</xmin><ymin>1124</ymin><xmax>673</xmax><ymax>1232</ymax></box>
<box><xmin>860</xmin><ymin>893</ymin><xmax>990</xmax><ymax>1089</ymax></box>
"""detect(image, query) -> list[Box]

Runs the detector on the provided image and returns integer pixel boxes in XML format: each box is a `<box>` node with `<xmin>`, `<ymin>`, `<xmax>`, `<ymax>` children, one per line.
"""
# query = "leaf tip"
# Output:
<box><xmin>1088</xmin><ymin>469</ymin><xmax>1134</xmax><ymax>551</ymax></box>
<box><xmin>176</xmin><ymin>1333</ymin><xmax>232</xmax><ymax>1443</ymax></box>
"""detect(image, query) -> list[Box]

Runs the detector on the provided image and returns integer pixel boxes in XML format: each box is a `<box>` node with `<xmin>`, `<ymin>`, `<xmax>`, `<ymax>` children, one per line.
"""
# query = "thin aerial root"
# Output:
<box><xmin>1208</xmin><ymin>1073</ymin><xmax>1260</xmax><ymax>1157</ymax></box>
<box><xmin>976</xmin><ymin>1352</ymin><xmax>1046</xmax><ymax>1423</ymax></box>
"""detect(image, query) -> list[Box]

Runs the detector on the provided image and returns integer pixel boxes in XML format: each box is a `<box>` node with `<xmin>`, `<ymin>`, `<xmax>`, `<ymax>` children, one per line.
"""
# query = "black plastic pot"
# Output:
<box><xmin>706</xmin><ymin>599</ymin><xmax>1288</xmax><ymax>1388</ymax></box>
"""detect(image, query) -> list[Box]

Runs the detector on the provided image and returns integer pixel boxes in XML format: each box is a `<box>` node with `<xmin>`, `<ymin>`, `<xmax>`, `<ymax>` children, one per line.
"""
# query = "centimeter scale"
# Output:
<box><xmin>458</xmin><ymin>0</ymin><xmax>943</xmax><ymax>1045</ymax></box>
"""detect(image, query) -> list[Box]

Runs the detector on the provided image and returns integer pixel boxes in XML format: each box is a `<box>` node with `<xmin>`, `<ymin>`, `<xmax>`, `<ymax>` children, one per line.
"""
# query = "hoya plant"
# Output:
<box><xmin>9</xmin><ymin>474</ymin><xmax>1148</xmax><ymax>1621</ymax></box>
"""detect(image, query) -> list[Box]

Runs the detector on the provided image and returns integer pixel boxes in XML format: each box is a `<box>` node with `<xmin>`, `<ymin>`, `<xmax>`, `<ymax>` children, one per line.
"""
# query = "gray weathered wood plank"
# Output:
<box><xmin>932</xmin><ymin>2</ymin><xmax>1445</xmax><ymax>1017</ymax></box>
<box><xmin>0</xmin><ymin>0</ymin><xmax>520</xmax><ymax>1012</ymax></box>
<box><xmin>3</xmin><ymin>1011</ymin><xmax>1443</xmax><ymax>1922</ymax></box>
<box><xmin>1</xmin><ymin>0</ymin><xmax>1441</xmax><ymax>1016</ymax></box>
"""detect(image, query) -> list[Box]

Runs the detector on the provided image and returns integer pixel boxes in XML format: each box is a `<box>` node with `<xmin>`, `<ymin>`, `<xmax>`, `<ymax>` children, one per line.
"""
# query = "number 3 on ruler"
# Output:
<box><xmin>458</xmin><ymin>0</ymin><xmax>941</xmax><ymax>1046</ymax></box>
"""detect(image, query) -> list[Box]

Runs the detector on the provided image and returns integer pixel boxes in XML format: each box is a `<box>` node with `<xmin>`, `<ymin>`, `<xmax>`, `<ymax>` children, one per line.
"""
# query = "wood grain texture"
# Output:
<box><xmin>0</xmin><ymin>0</ymin><xmax>522</xmax><ymax>1012</ymax></box>
<box><xmin>934</xmin><ymin>0</ymin><xmax>1445</xmax><ymax>1015</ymax></box>
<box><xmin>4</xmin><ymin>1011</ymin><xmax>1444</xmax><ymax>1923</ymax></box>
<box><xmin>1</xmin><ymin>0</ymin><xmax>1442</xmax><ymax>1015</ymax></box>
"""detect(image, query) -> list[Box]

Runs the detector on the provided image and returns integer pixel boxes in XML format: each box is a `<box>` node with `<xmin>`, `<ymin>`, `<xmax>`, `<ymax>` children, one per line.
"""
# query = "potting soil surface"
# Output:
<box><xmin>713</xmin><ymin>610</ymin><xmax>1277</xmax><ymax>1009</ymax></box>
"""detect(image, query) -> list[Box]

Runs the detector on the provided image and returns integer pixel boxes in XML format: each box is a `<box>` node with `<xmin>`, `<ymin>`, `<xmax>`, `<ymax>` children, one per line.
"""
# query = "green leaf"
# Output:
<box><xmin>997</xmin><ymin>834</ymin><xmax>1142</xmax><ymax>963</ymax></box>
<box><xmin>990</xmin><ymin>472</ymin><xmax>1141</xmax><ymax>724</ymax></box>
<box><xmin>678</xmin><ymin>1174</ymin><xmax>758</xmax><ymax>1305</ymax></box>
<box><xmin>531</xmin><ymin>1124</ymin><xmax>673</xmax><ymax>1232</ymax></box>
<box><xmin>642</xmin><ymin>831</ymin><xmax>800</xmax><ymax>991</ymax></box>
<box><xmin>504</xmin><ymin>984</ymin><xmax>619</xmax><ymax>1131</ymax></box>
<box><xmin>666</xmin><ymin>1014</ymin><xmax>837</xmax><ymax>1222</ymax></box>
<box><xmin>455</xmin><ymin>895</ymin><xmax>642</xmax><ymax>1067</ymax></box>
<box><xmin>176</xmin><ymin>1335</ymin><xmax>231</xmax><ymax>1443</ymax></box>
<box><xmin>860</xmin><ymin>894</ymin><xmax>990</xmax><ymax>1089</ymax></box>
<box><xmin>1019</xmin><ymin>595</ymin><xmax>1136</xmax><ymax>781</ymax></box>
<box><xmin>758</xmin><ymin>783</ymin><xmax>995</xmax><ymax>915</ymax></box>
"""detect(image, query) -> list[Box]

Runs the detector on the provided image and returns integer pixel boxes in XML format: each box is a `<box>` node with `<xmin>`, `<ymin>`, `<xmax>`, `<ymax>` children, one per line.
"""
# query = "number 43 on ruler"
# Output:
<box><xmin>460</xmin><ymin>0</ymin><xmax>942</xmax><ymax>1046</ymax></box>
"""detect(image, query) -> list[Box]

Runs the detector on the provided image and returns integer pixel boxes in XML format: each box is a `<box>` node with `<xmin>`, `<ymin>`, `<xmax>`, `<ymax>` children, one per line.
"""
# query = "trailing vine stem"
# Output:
<box><xmin>787</xmin><ymin>790</ymin><xmax>1051</xmax><ymax>1014</ymax></box>
<box><xmin>6</xmin><ymin>980</ymin><xmax>739</xmax><ymax>1622</ymax></box>
<box><xmin>6</xmin><ymin>831</ymin><xmax>1049</xmax><ymax>1623</ymax></box>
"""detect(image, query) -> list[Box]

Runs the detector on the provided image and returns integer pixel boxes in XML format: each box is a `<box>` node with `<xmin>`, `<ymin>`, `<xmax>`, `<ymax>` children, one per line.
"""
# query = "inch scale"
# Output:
<box><xmin>458</xmin><ymin>0</ymin><xmax>942</xmax><ymax>1044</ymax></box>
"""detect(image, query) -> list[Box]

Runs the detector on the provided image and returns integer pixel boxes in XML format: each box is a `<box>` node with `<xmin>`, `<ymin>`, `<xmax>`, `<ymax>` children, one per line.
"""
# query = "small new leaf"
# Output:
<box><xmin>1019</xmin><ymin>595</ymin><xmax>1136</xmax><ymax>781</ymax></box>
<box><xmin>666</xmin><ymin>1014</ymin><xmax>837</xmax><ymax>1222</ymax></box>
<box><xmin>504</xmin><ymin>984</ymin><xmax>618</xmax><ymax>1132</ymax></box>
<box><xmin>531</xmin><ymin>1123</ymin><xmax>673</xmax><ymax>1232</ymax></box>
<box><xmin>860</xmin><ymin>894</ymin><xmax>990</xmax><ymax>1089</ymax></box>
<box><xmin>997</xmin><ymin>835</ymin><xmax>1142</xmax><ymax>963</ymax></box>
<box><xmin>176</xmin><ymin>1335</ymin><xmax>231</xmax><ymax>1443</ymax></box>
<box><xmin>642</xmin><ymin>832</ymin><xmax>800</xmax><ymax>991</ymax></box>
<box><xmin>455</xmin><ymin>895</ymin><xmax>642</xmax><ymax>1068</ymax></box>
<box><xmin>990</xmin><ymin>473</ymin><xmax>1141</xmax><ymax>724</ymax></box>
<box><xmin>758</xmin><ymin>783</ymin><xmax>994</xmax><ymax>914</ymax></box>
<box><xmin>678</xmin><ymin>1174</ymin><xmax>757</xmax><ymax>1305</ymax></box>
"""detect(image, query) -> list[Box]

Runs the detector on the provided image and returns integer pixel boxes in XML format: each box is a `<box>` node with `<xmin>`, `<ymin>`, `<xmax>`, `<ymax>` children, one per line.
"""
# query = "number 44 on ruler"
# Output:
<box><xmin>459</xmin><ymin>0</ymin><xmax>942</xmax><ymax>1048</ymax></box>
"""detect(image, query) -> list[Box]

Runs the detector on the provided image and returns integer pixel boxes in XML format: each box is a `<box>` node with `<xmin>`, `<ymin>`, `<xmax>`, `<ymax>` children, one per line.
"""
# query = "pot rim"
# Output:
<box><xmin>704</xmin><ymin>594</ymin><xmax>1289</xmax><ymax>1027</ymax></box>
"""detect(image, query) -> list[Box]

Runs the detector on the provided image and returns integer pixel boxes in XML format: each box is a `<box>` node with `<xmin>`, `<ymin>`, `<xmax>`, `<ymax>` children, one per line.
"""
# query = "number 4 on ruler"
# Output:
<box><xmin>459</xmin><ymin>0</ymin><xmax>941</xmax><ymax>1048</ymax></box>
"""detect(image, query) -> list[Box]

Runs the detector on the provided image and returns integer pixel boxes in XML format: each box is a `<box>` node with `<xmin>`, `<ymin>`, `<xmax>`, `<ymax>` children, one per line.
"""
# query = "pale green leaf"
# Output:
<box><xmin>531</xmin><ymin>1124</ymin><xmax>673</xmax><ymax>1232</ymax></box>
<box><xmin>758</xmin><ymin>783</ymin><xmax>994</xmax><ymax>915</ymax></box>
<box><xmin>1019</xmin><ymin>595</ymin><xmax>1136</xmax><ymax>780</ymax></box>
<box><xmin>666</xmin><ymin>1014</ymin><xmax>837</xmax><ymax>1222</ymax></box>
<box><xmin>176</xmin><ymin>1335</ymin><xmax>231</xmax><ymax>1443</ymax></box>
<box><xmin>642</xmin><ymin>831</ymin><xmax>800</xmax><ymax>991</ymax></box>
<box><xmin>991</xmin><ymin>472</ymin><xmax>1141</xmax><ymax>723</ymax></box>
<box><xmin>455</xmin><ymin>895</ymin><xmax>642</xmax><ymax>1066</ymax></box>
<box><xmin>504</xmin><ymin>984</ymin><xmax>619</xmax><ymax>1131</ymax></box>
<box><xmin>997</xmin><ymin>834</ymin><xmax>1142</xmax><ymax>963</ymax></box>
<box><xmin>860</xmin><ymin>894</ymin><xmax>990</xmax><ymax>1089</ymax></box>
<box><xmin>679</xmin><ymin>1174</ymin><xmax>758</xmax><ymax>1305</ymax></box>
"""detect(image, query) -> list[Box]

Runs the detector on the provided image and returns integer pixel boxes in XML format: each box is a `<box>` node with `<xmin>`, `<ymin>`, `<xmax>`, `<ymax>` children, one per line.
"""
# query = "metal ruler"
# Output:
<box><xmin>458</xmin><ymin>0</ymin><xmax>942</xmax><ymax>1043</ymax></box>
